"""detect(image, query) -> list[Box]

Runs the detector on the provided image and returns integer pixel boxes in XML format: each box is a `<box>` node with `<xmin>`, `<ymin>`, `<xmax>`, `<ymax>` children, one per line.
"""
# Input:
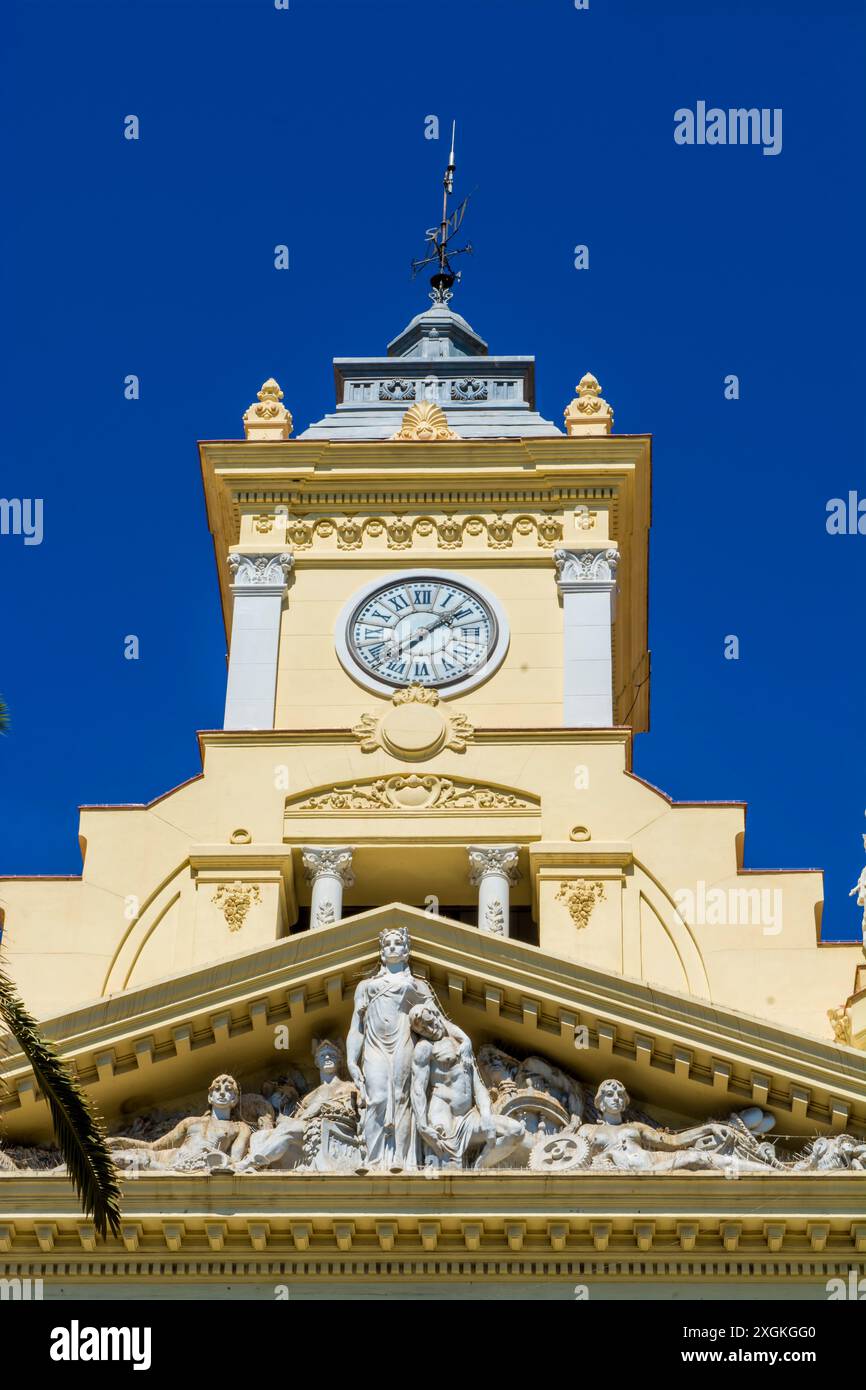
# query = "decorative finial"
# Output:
<box><xmin>390</xmin><ymin>400</ymin><xmax>459</xmax><ymax>441</ymax></box>
<box><xmin>411</xmin><ymin>120</ymin><xmax>473</xmax><ymax>305</ymax></box>
<box><xmin>563</xmin><ymin>372</ymin><xmax>614</xmax><ymax>437</ymax></box>
<box><xmin>243</xmin><ymin>378</ymin><xmax>293</xmax><ymax>441</ymax></box>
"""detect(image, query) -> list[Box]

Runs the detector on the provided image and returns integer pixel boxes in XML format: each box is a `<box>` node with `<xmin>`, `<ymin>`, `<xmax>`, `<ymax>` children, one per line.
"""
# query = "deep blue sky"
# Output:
<box><xmin>1</xmin><ymin>0</ymin><xmax>864</xmax><ymax>941</ymax></box>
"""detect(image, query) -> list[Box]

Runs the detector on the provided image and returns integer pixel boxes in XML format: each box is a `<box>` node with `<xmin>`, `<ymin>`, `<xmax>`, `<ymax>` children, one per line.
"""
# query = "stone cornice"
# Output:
<box><xmin>0</xmin><ymin>1171</ymin><xmax>863</xmax><ymax>1282</ymax></box>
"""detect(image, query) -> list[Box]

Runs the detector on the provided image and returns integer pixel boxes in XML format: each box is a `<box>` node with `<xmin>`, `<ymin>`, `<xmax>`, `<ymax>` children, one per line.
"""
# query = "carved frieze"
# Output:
<box><xmin>12</xmin><ymin>931</ymin><xmax>860</xmax><ymax>1180</ymax></box>
<box><xmin>286</xmin><ymin>774</ymin><xmax>539</xmax><ymax>816</ymax></box>
<box><xmin>267</xmin><ymin>512</ymin><xmax>563</xmax><ymax>553</ymax></box>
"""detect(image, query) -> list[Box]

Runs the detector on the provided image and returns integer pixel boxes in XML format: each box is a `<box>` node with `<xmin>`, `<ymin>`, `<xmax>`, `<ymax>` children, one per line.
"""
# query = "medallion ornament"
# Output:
<box><xmin>352</xmin><ymin>685</ymin><xmax>475</xmax><ymax>758</ymax></box>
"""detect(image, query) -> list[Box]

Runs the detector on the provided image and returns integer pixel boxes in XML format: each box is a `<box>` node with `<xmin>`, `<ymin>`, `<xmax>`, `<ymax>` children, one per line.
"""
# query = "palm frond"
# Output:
<box><xmin>0</xmin><ymin>697</ymin><xmax>8</xmax><ymax>734</ymax></box>
<box><xmin>0</xmin><ymin>968</ymin><xmax>121</xmax><ymax>1237</ymax></box>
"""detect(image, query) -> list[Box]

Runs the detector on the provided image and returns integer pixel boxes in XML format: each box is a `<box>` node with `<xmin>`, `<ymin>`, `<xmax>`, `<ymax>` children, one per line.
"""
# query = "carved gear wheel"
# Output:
<box><xmin>528</xmin><ymin>1131</ymin><xmax>592</xmax><ymax>1172</ymax></box>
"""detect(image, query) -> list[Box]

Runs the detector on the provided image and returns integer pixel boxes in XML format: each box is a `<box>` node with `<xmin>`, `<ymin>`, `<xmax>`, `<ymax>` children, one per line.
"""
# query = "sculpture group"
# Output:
<box><xmin>4</xmin><ymin>929</ymin><xmax>865</xmax><ymax>1177</ymax></box>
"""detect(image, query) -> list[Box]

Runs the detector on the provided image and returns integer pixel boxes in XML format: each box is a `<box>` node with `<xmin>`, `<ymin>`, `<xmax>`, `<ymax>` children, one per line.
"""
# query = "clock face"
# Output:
<box><xmin>346</xmin><ymin>576</ymin><xmax>498</xmax><ymax>690</ymax></box>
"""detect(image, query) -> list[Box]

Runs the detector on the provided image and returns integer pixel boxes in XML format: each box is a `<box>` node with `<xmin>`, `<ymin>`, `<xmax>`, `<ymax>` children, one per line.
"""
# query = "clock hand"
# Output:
<box><xmin>405</xmin><ymin>615</ymin><xmax>454</xmax><ymax>653</ymax></box>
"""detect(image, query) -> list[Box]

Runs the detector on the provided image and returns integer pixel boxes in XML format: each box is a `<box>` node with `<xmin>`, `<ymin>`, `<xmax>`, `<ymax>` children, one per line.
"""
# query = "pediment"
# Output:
<box><xmin>2</xmin><ymin>905</ymin><xmax>864</xmax><ymax>1152</ymax></box>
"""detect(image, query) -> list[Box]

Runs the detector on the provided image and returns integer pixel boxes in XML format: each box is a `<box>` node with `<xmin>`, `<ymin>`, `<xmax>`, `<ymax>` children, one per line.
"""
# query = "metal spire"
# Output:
<box><xmin>411</xmin><ymin>121</ymin><xmax>473</xmax><ymax>304</ymax></box>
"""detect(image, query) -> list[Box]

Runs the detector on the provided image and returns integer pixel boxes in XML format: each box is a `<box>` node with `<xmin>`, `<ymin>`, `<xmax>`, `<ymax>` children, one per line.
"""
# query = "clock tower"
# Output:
<box><xmin>1</xmin><ymin>164</ymin><xmax>863</xmax><ymax>1304</ymax></box>
<box><xmin>212</xmin><ymin>294</ymin><xmax>649</xmax><ymax>742</ymax></box>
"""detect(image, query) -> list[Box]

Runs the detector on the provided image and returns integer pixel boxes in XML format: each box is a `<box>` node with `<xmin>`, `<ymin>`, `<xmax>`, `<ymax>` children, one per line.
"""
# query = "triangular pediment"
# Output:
<box><xmin>2</xmin><ymin>905</ymin><xmax>864</xmax><ymax>1146</ymax></box>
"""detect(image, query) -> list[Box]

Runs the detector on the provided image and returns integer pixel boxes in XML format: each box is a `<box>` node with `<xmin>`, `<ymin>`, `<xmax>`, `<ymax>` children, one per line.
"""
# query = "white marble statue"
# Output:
<box><xmin>794</xmin><ymin>1133</ymin><xmax>866</xmax><ymax>1171</ymax></box>
<box><xmin>571</xmin><ymin>1079</ymin><xmax>780</xmax><ymax>1175</ymax></box>
<box><xmin>346</xmin><ymin>926</ymin><xmax>436</xmax><ymax>1171</ymax></box>
<box><xmin>240</xmin><ymin>1039</ymin><xmax>361</xmax><ymax>1172</ymax></box>
<box><xmin>107</xmin><ymin>1074</ymin><xmax>252</xmax><ymax>1172</ymax></box>
<box><xmin>477</xmin><ymin>1042</ymin><xmax>585</xmax><ymax>1139</ymax></box>
<box><xmin>409</xmin><ymin>1003</ymin><xmax>525</xmax><ymax>1169</ymax></box>
<box><xmin>11</xmin><ymin>930</ymin><xmax>863</xmax><ymax>1181</ymax></box>
<box><xmin>849</xmin><ymin>821</ymin><xmax>866</xmax><ymax>939</ymax></box>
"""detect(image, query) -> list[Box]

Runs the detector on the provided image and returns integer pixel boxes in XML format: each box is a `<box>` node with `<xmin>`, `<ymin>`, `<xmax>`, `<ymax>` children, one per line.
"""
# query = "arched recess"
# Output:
<box><xmin>632</xmin><ymin>860</ymin><xmax>711</xmax><ymax>998</ymax></box>
<box><xmin>102</xmin><ymin>863</ymin><xmax>189</xmax><ymax>995</ymax></box>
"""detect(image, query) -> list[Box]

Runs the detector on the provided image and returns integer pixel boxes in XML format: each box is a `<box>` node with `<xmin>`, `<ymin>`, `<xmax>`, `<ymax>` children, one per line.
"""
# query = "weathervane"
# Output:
<box><xmin>411</xmin><ymin>121</ymin><xmax>472</xmax><ymax>305</ymax></box>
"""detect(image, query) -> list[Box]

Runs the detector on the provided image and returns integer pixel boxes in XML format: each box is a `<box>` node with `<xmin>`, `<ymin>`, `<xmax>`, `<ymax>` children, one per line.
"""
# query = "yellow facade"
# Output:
<box><xmin>1</xmin><ymin>347</ymin><xmax>864</xmax><ymax>1299</ymax></box>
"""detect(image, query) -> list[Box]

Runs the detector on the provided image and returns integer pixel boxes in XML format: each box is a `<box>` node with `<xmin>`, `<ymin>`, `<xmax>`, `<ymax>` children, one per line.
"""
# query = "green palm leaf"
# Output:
<box><xmin>0</xmin><ymin>968</ymin><xmax>121</xmax><ymax>1237</ymax></box>
<box><xmin>0</xmin><ymin>697</ymin><xmax>8</xmax><ymax>734</ymax></box>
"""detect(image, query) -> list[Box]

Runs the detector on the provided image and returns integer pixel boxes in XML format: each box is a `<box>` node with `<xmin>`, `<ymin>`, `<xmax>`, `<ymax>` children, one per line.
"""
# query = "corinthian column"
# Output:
<box><xmin>223</xmin><ymin>552</ymin><xmax>293</xmax><ymax>731</ymax></box>
<box><xmin>468</xmin><ymin>845</ymin><xmax>521</xmax><ymax>937</ymax></box>
<box><xmin>554</xmin><ymin>548</ymin><xmax>618</xmax><ymax>727</ymax></box>
<box><xmin>302</xmin><ymin>847</ymin><xmax>355</xmax><ymax>929</ymax></box>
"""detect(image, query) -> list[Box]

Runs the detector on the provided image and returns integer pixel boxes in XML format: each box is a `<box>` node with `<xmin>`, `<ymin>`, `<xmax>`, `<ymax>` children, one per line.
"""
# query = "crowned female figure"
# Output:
<box><xmin>346</xmin><ymin>926</ymin><xmax>434</xmax><ymax>1170</ymax></box>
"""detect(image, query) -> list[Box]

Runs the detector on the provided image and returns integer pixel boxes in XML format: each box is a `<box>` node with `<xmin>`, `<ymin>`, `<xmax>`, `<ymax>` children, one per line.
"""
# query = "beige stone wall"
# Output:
<box><xmin>1</xmin><ymin>730</ymin><xmax>859</xmax><ymax>1045</ymax></box>
<box><xmin>273</xmin><ymin>561</ymin><xmax>564</xmax><ymax>729</ymax></box>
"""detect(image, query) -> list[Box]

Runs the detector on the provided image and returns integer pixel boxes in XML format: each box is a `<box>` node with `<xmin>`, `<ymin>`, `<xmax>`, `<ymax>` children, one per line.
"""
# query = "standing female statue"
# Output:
<box><xmin>346</xmin><ymin>926</ymin><xmax>435</xmax><ymax>1171</ymax></box>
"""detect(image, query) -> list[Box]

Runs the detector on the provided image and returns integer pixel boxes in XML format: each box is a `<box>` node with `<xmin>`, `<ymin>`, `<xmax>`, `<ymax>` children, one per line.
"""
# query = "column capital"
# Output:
<box><xmin>467</xmin><ymin>845</ymin><xmax>521</xmax><ymax>886</ymax></box>
<box><xmin>554</xmin><ymin>547</ymin><xmax>618</xmax><ymax>591</ymax></box>
<box><xmin>302</xmin><ymin>846</ymin><xmax>355</xmax><ymax>888</ymax></box>
<box><xmin>227</xmin><ymin>552</ymin><xmax>293</xmax><ymax>594</ymax></box>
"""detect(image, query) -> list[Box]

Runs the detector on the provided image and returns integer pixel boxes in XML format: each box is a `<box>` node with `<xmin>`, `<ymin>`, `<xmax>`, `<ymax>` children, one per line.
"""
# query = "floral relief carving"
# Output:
<box><xmin>227</xmin><ymin>554</ymin><xmax>293</xmax><ymax>588</ymax></box>
<box><xmin>286</xmin><ymin>774</ymin><xmax>538</xmax><ymax>815</ymax></box>
<box><xmin>556</xmin><ymin>879</ymin><xmax>606</xmax><ymax>930</ymax></box>
<box><xmin>484</xmin><ymin>901</ymin><xmax>506</xmax><ymax>935</ymax></box>
<box><xmin>212</xmin><ymin>881</ymin><xmax>262</xmax><ymax>932</ymax></box>
<box><xmin>554</xmin><ymin>548</ymin><xmax>619</xmax><ymax>585</ymax></box>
